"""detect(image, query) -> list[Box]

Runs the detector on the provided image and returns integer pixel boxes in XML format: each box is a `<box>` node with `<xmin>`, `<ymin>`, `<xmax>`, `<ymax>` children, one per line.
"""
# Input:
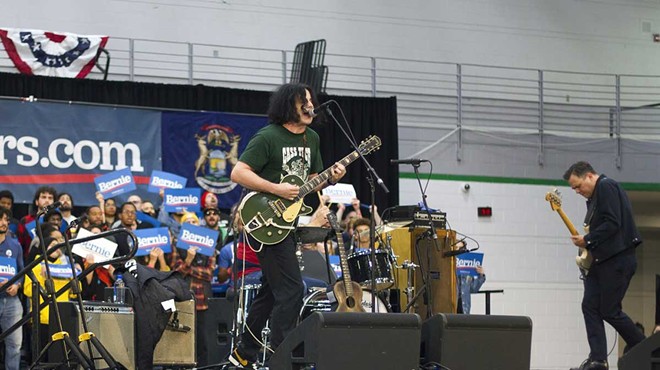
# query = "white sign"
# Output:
<box><xmin>72</xmin><ymin>228</ymin><xmax>118</xmax><ymax>264</ymax></box>
<box><xmin>322</xmin><ymin>183</ymin><xmax>356</xmax><ymax>205</ymax></box>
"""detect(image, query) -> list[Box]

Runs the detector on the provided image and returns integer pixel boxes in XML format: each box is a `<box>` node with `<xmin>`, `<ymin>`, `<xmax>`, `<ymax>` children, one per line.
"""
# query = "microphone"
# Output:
<box><xmin>443</xmin><ymin>239</ymin><xmax>469</xmax><ymax>257</ymax></box>
<box><xmin>39</xmin><ymin>201</ymin><xmax>62</xmax><ymax>215</ymax></box>
<box><xmin>390</xmin><ymin>158</ymin><xmax>429</xmax><ymax>165</ymax></box>
<box><xmin>307</xmin><ymin>101</ymin><xmax>333</xmax><ymax>118</ymax></box>
<box><xmin>67</xmin><ymin>215</ymin><xmax>88</xmax><ymax>230</ymax></box>
<box><xmin>166</xmin><ymin>312</ymin><xmax>191</xmax><ymax>332</ymax></box>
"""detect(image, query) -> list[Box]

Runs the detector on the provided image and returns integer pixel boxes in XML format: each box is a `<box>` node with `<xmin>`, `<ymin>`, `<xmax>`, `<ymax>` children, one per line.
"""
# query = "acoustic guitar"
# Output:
<box><xmin>545</xmin><ymin>189</ymin><xmax>593</xmax><ymax>273</ymax></box>
<box><xmin>327</xmin><ymin>212</ymin><xmax>365</xmax><ymax>313</ymax></box>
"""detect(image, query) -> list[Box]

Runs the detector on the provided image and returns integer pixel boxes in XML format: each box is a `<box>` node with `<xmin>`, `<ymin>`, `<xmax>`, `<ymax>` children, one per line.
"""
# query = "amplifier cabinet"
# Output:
<box><xmin>154</xmin><ymin>299</ymin><xmax>196</xmax><ymax>366</ymax></box>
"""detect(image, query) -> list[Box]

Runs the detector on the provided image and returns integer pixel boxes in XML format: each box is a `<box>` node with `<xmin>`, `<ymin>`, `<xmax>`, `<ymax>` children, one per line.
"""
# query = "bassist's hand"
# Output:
<box><xmin>273</xmin><ymin>183</ymin><xmax>300</xmax><ymax>200</ymax></box>
<box><xmin>570</xmin><ymin>234</ymin><xmax>587</xmax><ymax>248</ymax></box>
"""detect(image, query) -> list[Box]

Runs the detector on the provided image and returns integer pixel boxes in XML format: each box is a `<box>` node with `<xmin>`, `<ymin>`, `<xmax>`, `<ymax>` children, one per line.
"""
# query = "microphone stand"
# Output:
<box><xmin>401</xmin><ymin>161</ymin><xmax>440</xmax><ymax>318</ymax></box>
<box><xmin>324</xmin><ymin>106</ymin><xmax>389</xmax><ymax>312</ymax></box>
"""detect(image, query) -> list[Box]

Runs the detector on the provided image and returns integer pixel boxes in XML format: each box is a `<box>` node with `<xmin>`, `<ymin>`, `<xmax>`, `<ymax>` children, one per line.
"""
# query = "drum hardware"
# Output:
<box><xmin>260</xmin><ymin>326</ymin><xmax>271</xmax><ymax>365</ymax></box>
<box><xmin>401</xmin><ymin>260</ymin><xmax>419</xmax><ymax>313</ymax></box>
<box><xmin>346</xmin><ymin>249</ymin><xmax>394</xmax><ymax>291</ymax></box>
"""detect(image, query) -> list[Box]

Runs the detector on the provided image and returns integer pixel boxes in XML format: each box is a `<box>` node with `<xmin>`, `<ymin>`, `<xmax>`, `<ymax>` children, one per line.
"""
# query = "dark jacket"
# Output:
<box><xmin>583</xmin><ymin>175</ymin><xmax>642</xmax><ymax>264</ymax></box>
<box><xmin>122</xmin><ymin>263</ymin><xmax>192</xmax><ymax>370</ymax></box>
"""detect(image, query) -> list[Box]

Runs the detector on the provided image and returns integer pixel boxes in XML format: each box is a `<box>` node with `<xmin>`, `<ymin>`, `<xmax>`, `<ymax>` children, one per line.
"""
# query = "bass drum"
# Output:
<box><xmin>298</xmin><ymin>288</ymin><xmax>390</xmax><ymax>323</ymax></box>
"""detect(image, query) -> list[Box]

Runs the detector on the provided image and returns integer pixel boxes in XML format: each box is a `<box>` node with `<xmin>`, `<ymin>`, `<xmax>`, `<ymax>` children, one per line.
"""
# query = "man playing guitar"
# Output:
<box><xmin>565</xmin><ymin>161</ymin><xmax>644</xmax><ymax>370</ymax></box>
<box><xmin>226</xmin><ymin>83</ymin><xmax>345</xmax><ymax>369</ymax></box>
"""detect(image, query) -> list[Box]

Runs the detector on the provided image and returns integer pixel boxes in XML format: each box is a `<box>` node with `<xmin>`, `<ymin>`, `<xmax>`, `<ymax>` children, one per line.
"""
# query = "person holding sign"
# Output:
<box><xmin>23</xmin><ymin>225</ymin><xmax>81</xmax><ymax>359</ymax></box>
<box><xmin>227</xmin><ymin>83</ymin><xmax>346</xmax><ymax>369</ymax></box>
<box><xmin>0</xmin><ymin>206</ymin><xmax>23</xmax><ymax>370</ymax></box>
<box><xmin>170</xmin><ymin>212</ymin><xmax>216</xmax><ymax>366</ymax></box>
<box><xmin>456</xmin><ymin>265</ymin><xmax>486</xmax><ymax>314</ymax></box>
<box><xmin>17</xmin><ymin>186</ymin><xmax>57</xmax><ymax>255</ymax></box>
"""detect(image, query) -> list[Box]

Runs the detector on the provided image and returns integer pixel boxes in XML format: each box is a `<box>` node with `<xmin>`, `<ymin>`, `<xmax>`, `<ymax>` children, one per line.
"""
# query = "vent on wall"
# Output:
<box><xmin>642</xmin><ymin>20</ymin><xmax>652</xmax><ymax>33</ymax></box>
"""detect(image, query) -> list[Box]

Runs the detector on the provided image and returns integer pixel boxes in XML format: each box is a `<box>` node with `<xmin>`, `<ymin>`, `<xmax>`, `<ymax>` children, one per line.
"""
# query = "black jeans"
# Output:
<box><xmin>238</xmin><ymin>234</ymin><xmax>305</xmax><ymax>359</ymax></box>
<box><xmin>582</xmin><ymin>251</ymin><xmax>645</xmax><ymax>361</ymax></box>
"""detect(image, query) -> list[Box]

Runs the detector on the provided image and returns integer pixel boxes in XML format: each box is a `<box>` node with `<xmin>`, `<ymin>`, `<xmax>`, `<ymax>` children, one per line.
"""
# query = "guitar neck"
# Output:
<box><xmin>296</xmin><ymin>150</ymin><xmax>360</xmax><ymax>200</ymax></box>
<box><xmin>333</xmin><ymin>229</ymin><xmax>354</xmax><ymax>297</ymax></box>
<box><xmin>556</xmin><ymin>208</ymin><xmax>579</xmax><ymax>236</ymax></box>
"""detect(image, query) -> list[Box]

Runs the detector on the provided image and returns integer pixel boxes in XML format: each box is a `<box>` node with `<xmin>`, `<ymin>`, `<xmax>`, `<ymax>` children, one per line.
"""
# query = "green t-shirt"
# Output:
<box><xmin>239</xmin><ymin>124</ymin><xmax>324</xmax><ymax>185</ymax></box>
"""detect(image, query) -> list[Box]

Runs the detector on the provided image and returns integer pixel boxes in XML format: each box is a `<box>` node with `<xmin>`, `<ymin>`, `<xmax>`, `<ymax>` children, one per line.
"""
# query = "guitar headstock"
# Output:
<box><xmin>545</xmin><ymin>188</ymin><xmax>562</xmax><ymax>211</ymax></box>
<box><xmin>326</xmin><ymin>212</ymin><xmax>341</xmax><ymax>232</ymax></box>
<box><xmin>358</xmin><ymin>135</ymin><xmax>382</xmax><ymax>156</ymax></box>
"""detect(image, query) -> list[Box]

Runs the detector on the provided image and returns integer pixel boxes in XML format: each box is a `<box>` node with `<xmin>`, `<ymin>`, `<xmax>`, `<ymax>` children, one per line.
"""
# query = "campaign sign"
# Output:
<box><xmin>148</xmin><ymin>170</ymin><xmax>187</xmax><ymax>193</ymax></box>
<box><xmin>164</xmin><ymin>188</ymin><xmax>201</xmax><ymax>213</ymax></box>
<box><xmin>456</xmin><ymin>252</ymin><xmax>484</xmax><ymax>277</ymax></box>
<box><xmin>176</xmin><ymin>223</ymin><xmax>218</xmax><ymax>257</ymax></box>
<box><xmin>134</xmin><ymin>227</ymin><xmax>171</xmax><ymax>257</ymax></box>
<box><xmin>0</xmin><ymin>257</ymin><xmax>17</xmax><ymax>282</ymax></box>
<box><xmin>44</xmin><ymin>262</ymin><xmax>75</xmax><ymax>279</ymax></box>
<box><xmin>72</xmin><ymin>228</ymin><xmax>118</xmax><ymax>264</ymax></box>
<box><xmin>95</xmin><ymin>168</ymin><xmax>136</xmax><ymax>198</ymax></box>
<box><xmin>323</xmin><ymin>183</ymin><xmax>357</xmax><ymax>205</ymax></box>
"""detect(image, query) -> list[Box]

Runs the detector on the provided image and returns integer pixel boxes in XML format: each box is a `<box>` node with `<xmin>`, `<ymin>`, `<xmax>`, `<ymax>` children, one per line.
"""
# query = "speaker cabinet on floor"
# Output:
<box><xmin>201</xmin><ymin>297</ymin><xmax>235</xmax><ymax>365</ymax></box>
<box><xmin>270</xmin><ymin>312</ymin><xmax>422</xmax><ymax>370</ymax></box>
<box><xmin>154</xmin><ymin>299</ymin><xmax>196</xmax><ymax>366</ymax></box>
<box><xmin>421</xmin><ymin>313</ymin><xmax>533</xmax><ymax>370</ymax></box>
<box><xmin>618</xmin><ymin>332</ymin><xmax>660</xmax><ymax>370</ymax></box>
<box><xmin>51</xmin><ymin>302</ymin><xmax>136</xmax><ymax>370</ymax></box>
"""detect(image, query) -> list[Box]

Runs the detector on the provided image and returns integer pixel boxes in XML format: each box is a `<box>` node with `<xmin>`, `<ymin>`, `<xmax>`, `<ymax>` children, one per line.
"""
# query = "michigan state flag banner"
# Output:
<box><xmin>0</xmin><ymin>28</ymin><xmax>108</xmax><ymax>78</ymax></box>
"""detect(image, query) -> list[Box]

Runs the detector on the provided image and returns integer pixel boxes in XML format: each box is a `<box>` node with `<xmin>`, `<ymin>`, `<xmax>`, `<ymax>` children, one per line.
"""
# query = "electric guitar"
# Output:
<box><xmin>545</xmin><ymin>189</ymin><xmax>593</xmax><ymax>273</ymax></box>
<box><xmin>239</xmin><ymin>135</ymin><xmax>381</xmax><ymax>245</ymax></box>
<box><xmin>327</xmin><ymin>212</ymin><xmax>365</xmax><ymax>313</ymax></box>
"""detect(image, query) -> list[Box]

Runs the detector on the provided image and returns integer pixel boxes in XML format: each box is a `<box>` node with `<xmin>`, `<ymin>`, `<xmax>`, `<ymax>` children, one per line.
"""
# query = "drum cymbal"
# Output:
<box><xmin>376</xmin><ymin>221</ymin><xmax>412</xmax><ymax>234</ymax></box>
<box><xmin>296</xmin><ymin>226</ymin><xmax>334</xmax><ymax>243</ymax></box>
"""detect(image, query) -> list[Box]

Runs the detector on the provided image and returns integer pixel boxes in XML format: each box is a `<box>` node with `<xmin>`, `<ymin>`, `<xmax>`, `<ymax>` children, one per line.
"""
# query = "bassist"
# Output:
<box><xmin>564</xmin><ymin>161</ymin><xmax>644</xmax><ymax>370</ymax></box>
<box><xmin>227</xmin><ymin>83</ymin><xmax>346</xmax><ymax>369</ymax></box>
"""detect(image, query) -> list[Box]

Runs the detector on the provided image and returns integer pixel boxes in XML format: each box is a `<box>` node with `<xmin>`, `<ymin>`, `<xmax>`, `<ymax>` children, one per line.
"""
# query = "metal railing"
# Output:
<box><xmin>2</xmin><ymin>36</ymin><xmax>660</xmax><ymax>164</ymax></box>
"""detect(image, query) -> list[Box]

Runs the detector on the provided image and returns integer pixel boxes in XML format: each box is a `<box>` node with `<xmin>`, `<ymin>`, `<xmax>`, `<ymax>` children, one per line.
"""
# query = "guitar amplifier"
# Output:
<box><xmin>154</xmin><ymin>299</ymin><xmax>197</xmax><ymax>366</ymax></box>
<box><xmin>52</xmin><ymin>301</ymin><xmax>136</xmax><ymax>370</ymax></box>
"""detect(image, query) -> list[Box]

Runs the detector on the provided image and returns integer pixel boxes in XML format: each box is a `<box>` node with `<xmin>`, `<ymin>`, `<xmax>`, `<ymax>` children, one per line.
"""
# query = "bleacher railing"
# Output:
<box><xmin>2</xmin><ymin>36</ymin><xmax>660</xmax><ymax>165</ymax></box>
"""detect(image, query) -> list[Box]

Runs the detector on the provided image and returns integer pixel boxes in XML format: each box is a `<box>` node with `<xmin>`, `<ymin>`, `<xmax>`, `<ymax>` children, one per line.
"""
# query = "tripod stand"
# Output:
<box><xmin>29</xmin><ymin>209</ymin><xmax>94</xmax><ymax>370</ymax></box>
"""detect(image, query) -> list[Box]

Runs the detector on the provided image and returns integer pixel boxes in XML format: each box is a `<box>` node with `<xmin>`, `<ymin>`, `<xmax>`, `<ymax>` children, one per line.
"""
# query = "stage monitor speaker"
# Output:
<box><xmin>421</xmin><ymin>313</ymin><xmax>532</xmax><ymax>370</ymax></box>
<box><xmin>199</xmin><ymin>297</ymin><xmax>235</xmax><ymax>365</ymax></box>
<box><xmin>270</xmin><ymin>312</ymin><xmax>422</xmax><ymax>370</ymax></box>
<box><xmin>154</xmin><ymin>299</ymin><xmax>196</xmax><ymax>366</ymax></box>
<box><xmin>618</xmin><ymin>332</ymin><xmax>660</xmax><ymax>370</ymax></box>
<box><xmin>51</xmin><ymin>301</ymin><xmax>135</xmax><ymax>370</ymax></box>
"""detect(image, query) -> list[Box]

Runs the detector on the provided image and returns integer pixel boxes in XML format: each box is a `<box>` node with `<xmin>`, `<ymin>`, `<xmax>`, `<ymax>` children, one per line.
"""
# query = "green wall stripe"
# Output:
<box><xmin>399</xmin><ymin>172</ymin><xmax>660</xmax><ymax>191</ymax></box>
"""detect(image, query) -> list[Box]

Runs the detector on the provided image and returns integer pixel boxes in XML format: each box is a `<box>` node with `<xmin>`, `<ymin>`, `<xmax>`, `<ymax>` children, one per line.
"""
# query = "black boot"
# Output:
<box><xmin>570</xmin><ymin>358</ymin><xmax>608</xmax><ymax>370</ymax></box>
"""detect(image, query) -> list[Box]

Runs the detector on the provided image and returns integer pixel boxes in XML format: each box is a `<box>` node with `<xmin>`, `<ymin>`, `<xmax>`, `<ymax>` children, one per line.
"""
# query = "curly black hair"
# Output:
<box><xmin>267</xmin><ymin>83</ymin><xmax>317</xmax><ymax>125</ymax></box>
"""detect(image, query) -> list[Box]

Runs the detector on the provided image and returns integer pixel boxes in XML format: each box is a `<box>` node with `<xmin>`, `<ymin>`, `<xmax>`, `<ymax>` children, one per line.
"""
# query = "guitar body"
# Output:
<box><xmin>239</xmin><ymin>135</ymin><xmax>382</xmax><ymax>246</ymax></box>
<box><xmin>333</xmin><ymin>281</ymin><xmax>366</xmax><ymax>312</ymax></box>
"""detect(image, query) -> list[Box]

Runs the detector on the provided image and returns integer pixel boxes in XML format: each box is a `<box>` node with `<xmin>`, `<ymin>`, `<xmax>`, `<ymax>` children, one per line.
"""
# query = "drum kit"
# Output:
<box><xmin>233</xmin><ymin>220</ymin><xmax>419</xmax><ymax>338</ymax></box>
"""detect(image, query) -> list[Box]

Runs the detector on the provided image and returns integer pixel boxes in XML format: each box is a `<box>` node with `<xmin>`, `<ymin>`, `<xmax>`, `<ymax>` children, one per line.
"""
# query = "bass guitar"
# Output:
<box><xmin>327</xmin><ymin>212</ymin><xmax>365</xmax><ymax>313</ymax></box>
<box><xmin>239</xmin><ymin>135</ymin><xmax>381</xmax><ymax>245</ymax></box>
<box><xmin>545</xmin><ymin>189</ymin><xmax>593</xmax><ymax>273</ymax></box>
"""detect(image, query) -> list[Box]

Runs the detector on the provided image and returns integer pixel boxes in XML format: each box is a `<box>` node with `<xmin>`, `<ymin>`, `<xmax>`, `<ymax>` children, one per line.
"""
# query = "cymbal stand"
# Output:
<box><xmin>400</xmin><ymin>260</ymin><xmax>418</xmax><ymax>313</ymax></box>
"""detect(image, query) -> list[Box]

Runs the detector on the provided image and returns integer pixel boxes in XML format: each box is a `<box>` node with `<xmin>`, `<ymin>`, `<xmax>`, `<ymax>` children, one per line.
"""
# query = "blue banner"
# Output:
<box><xmin>176</xmin><ymin>223</ymin><xmax>218</xmax><ymax>257</ymax></box>
<box><xmin>43</xmin><ymin>262</ymin><xmax>75</xmax><ymax>279</ymax></box>
<box><xmin>135</xmin><ymin>211</ymin><xmax>162</xmax><ymax>228</ymax></box>
<box><xmin>0</xmin><ymin>257</ymin><xmax>17</xmax><ymax>282</ymax></box>
<box><xmin>0</xmin><ymin>100</ymin><xmax>161</xmax><ymax>205</ymax></box>
<box><xmin>148</xmin><ymin>170</ymin><xmax>187</xmax><ymax>193</ymax></box>
<box><xmin>163</xmin><ymin>188</ymin><xmax>201</xmax><ymax>213</ymax></box>
<box><xmin>456</xmin><ymin>252</ymin><xmax>484</xmax><ymax>277</ymax></box>
<box><xmin>134</xmin><ymin>227</ymin><xmax>171</xmax><ymax>257</ymax></box>
<box><xmin>94</xmin><ymin>168</ymin><xmax>136</xmax><ymax>198</ymax></box>
<box><xmin>161</xmin><ymin>112</ymin><xmax>268</xmax><ymax>209</ymax></box>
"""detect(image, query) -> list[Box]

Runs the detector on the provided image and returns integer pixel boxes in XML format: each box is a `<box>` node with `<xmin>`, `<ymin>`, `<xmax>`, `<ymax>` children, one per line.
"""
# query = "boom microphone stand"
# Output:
<box><xmin>399</xmin><ymin>160</ymin><xmax>440</xmax><ymax>318</ymax></box>
<box><xmin>320</xmin><ymin>103</ymin><xmax>389</xmax><ymax>312</ymax></box>
<box><xmin>30</xmin><ymin>204</ymin><xmax>94</xmax><ymax>370</ymax></box>
<box><xmin>59</xmin><ymin>219</ymin><xmax>120</xmax><ymax>369</ymax></box>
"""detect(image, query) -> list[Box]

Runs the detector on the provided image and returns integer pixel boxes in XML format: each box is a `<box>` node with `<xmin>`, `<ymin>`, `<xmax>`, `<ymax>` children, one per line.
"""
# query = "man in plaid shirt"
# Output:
<box><xmin>170</xmin><ymin>212</ymin><xmax>216</xmax><ymax>367</ymax></box>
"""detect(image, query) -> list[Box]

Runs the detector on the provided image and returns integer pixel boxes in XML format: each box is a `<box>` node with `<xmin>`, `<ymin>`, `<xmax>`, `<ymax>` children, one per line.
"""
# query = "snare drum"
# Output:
<box><xmin>347</xmin><ymin>249</ymin><xmax>394</xmax><ymax>290</ymax></box>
